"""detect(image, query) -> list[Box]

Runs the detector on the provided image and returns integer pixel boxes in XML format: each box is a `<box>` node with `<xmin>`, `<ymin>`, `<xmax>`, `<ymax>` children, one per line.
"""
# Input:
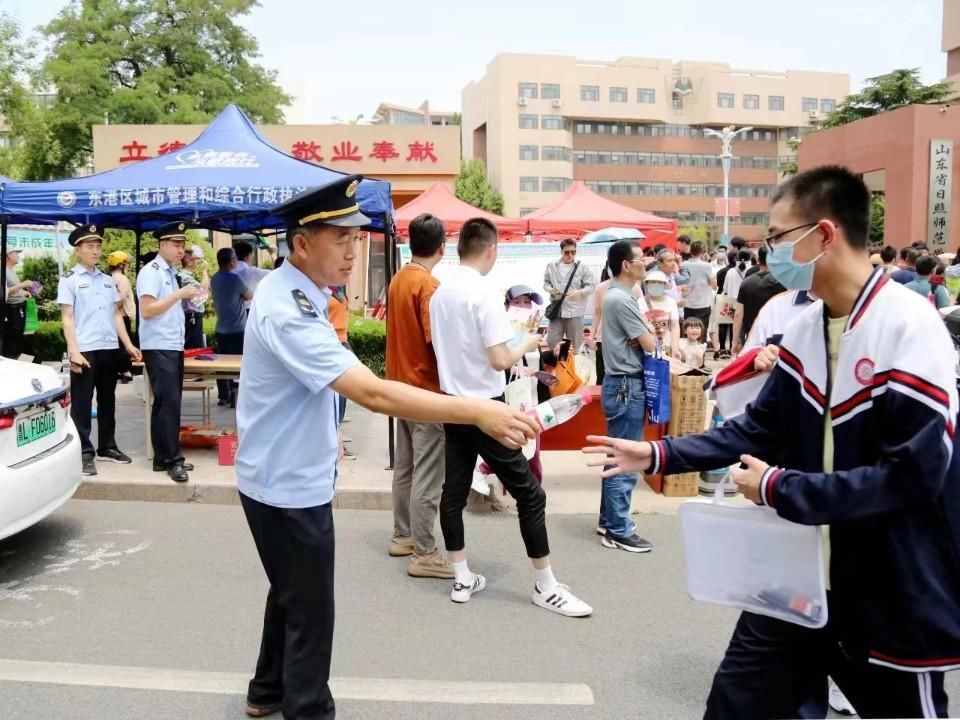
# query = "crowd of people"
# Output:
<box><xmin>4</xmin><ymin>164</ymin><xmax>960</xmax><ymax>719</ymax></box>
<box><xmin>1</xmin><ymin>224</ymin><xmax>288</xmax><ymax>481</ymax></box>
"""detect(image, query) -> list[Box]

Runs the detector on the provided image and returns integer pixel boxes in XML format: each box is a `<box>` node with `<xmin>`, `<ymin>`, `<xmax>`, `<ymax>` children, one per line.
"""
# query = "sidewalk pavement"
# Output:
<box><xmin>80</xmin><ymin>383</ymin><xmax>695</xmax><ymax>514</ymax></box>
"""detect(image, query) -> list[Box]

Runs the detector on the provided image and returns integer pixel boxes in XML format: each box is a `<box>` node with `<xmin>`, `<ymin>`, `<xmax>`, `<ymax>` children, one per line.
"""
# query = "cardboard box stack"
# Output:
<box><xmin>662</xmin><ymin>360</ymin><xmax>712</xmax><ymax>497</ymax></box>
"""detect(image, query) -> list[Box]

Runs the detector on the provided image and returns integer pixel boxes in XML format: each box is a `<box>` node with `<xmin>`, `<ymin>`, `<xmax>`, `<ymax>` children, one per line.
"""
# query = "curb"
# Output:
<box><xmin>75</xmin><ymin>479</ymin><xmax>394</xmax><ymax>510</ymax></box>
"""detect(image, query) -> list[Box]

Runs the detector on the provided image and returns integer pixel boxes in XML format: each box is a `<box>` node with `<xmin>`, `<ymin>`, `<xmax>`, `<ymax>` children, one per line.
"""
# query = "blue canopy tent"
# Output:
<box><xmin>0</xmin><ymin>104</ymin><xmax>392</xmax><ymax>233</ymax></box>
<box><xmin>0</xmin><ymin>105</ymin><xmax>397</xmax><ymax>357</ymax></box>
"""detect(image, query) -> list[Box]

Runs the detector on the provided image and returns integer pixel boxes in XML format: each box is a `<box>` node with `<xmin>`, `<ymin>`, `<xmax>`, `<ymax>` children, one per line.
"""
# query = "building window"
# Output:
<box><xmin>717</xmin><ymin>93</ymin><xmax>734</xmax><ymax>109</ymax></box>
<box><xmin>541</xmin><ymin>115</ymin><xmax>567</xmax><ymax>130</ymax></box>
<box><xmin>519</xmin><ymin>176</ymin><xmax>539</xmax><ymax>192</ymax></box>
<box><xmin>518</xmin><ymin>114</ymin><xmax>538</xmax><ymax>129</ymax></box>
<box><xmin>768</xmin><ymin>95</ymin><xmax>785</xmax><ymax>111</ymax></box>
<box><xmin>542</xmin><ymin>145</ymin><xmax>571</xmax><ymax>162</ymax></box>
<box><xmin>610</xmin><ymin>86</ymin><xmax>628</xmax><ymax>103</ymax></box>
<box><xmin>519</xmin><ymin>207</ymin><xmax>538</xmax><ymax>217</ymax></box>
<box><xmin>580</xmin><ymin>85</ymin><xmax>600</xmax><ymax>102</ymax></box>
<box><xmin>542</xmin><ymin>177</ymin><xmax>571</xmax><ymax>193</ymax></box>
<box><xmin>541</xmin><ymin>83</ymin><xmax>560</xmax><ymax>100</ymax></box>
<box><xmin>519</xmin><ymin>145</ymin><xmax>539</xmax><ymax>161</ymax></box>
<box><xmin>801</xmin><ymin>97</ymin><xmax>818</xmax><ymax>112</ymax></box>
<box><xmin>518</xmin><ymin>82</ymin><xmax>539</xmax><ymax>99</ymax></box>
<box><xmin>820</xmin><ymin>98</ymin><xmax>836</xmax><ymax>113</ymax></box>
<box><xmin>637</xmin><ymin>88</ymin><xmax>656</xmax><ymax>104</ymax></box>
<box><xmin>743</xmin><ymin>94</ymin><xmax>759</xmax><ymax>110</ymax></box>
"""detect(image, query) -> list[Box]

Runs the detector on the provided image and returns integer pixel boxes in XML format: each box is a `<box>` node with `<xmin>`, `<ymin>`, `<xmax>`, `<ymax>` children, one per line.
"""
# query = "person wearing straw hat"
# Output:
<box><xmin>107</xmin><ymin>250</ymin><xmax>136</xmax><ymax>383</ymax></box>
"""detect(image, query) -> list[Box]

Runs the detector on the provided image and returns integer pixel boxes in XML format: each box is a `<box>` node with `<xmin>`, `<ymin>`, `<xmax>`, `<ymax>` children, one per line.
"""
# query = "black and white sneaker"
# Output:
<box><xmin>601</xmin><ymin>530</ymin><xmax>653</xmax><ymax>554</ymax></box>
<box><xmin>81</xmin><ymin>457</ymin><xmax>97</xmax><ymax>476</ymax></box>
<box><xmin>97</xmin><ymin>448</ymin><xmax>132</xmax><ymax>464</ymax></box>
<box><xmin>596</xmin><ymin>526</ymin><xmax>606</xmax><ymax>536</ymax></box>
<box><xmin>532</xmin><ymin>583</ymin><xmax>592</xmax><ymax>617</ymax></box>
<box><xmin>450</xmin><ymin>574</ymin><xmax>486</xmax><ymax>603</ymax></box>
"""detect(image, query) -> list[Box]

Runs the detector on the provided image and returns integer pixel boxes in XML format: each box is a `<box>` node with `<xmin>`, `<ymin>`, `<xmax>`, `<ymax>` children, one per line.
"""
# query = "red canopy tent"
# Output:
<box><xmin>393</xmin><ymin>182</ymin><xmax>525</xmax><ymax>237</ymax></box>
<box><xmin>524</xmin><ymin>181</ymin><xmax>678</xmax><ymax>248</ymax></box>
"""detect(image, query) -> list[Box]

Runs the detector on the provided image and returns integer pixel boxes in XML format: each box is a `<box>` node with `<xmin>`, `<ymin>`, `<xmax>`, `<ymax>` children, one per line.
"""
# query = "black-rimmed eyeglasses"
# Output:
<box><xmin>763</xmin><ymin>223</ymin><xmax>818</xmax><ymax>253</ymax></box>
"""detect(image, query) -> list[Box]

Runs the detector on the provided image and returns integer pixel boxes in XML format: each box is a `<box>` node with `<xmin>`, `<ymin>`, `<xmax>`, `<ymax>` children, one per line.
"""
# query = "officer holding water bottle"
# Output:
<box><xmin>233</xmin><ymin>179</ymin><xmax>538</xmax><ymax>719</ymax></box>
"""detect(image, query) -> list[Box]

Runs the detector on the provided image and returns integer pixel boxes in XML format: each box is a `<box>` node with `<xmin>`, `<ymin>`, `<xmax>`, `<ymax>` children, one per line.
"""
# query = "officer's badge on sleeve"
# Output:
<box><xmin>291</xmin><ymin>289</ymin><xmax>318</xmax><ymax>318</ymax></box>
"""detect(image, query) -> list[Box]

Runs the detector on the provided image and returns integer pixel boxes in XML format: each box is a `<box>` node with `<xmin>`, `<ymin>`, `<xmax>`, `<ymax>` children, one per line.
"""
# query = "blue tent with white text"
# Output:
<box><xmin>0</xmin><ymin>104</ymin><xmax>393</xmax><ymax>233</ymax></box>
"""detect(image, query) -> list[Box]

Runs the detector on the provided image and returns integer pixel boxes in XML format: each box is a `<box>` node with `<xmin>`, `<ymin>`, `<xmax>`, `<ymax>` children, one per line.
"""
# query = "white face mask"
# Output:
<box><xmin>506</xmin><ymin>306</ymin><xmax>536</xmax><ymax>324</ymax></box>
<box><xmin>646</xmin><ymin>283</ymin><xmax>666</xmax><ymax>298</ymax></box>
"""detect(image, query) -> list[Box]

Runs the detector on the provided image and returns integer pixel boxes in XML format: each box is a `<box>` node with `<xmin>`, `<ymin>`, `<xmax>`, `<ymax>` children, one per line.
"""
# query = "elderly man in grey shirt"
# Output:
<box><xmin>544</xmin><ymin>239</ymin><xmax>597</xmax><ymax>347</ymax></box>
<box><xmin>596</xmin><ymin>239</ymin><xmax>656</xmax><ymax>554</ymax></box>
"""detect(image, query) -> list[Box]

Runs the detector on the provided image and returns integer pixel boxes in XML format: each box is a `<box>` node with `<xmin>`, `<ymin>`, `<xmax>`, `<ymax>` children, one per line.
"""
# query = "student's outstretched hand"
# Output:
<box><xmin>583</xmin><ymin>436</ymin><xmax>653</xmax><ymax>476</ymax></box>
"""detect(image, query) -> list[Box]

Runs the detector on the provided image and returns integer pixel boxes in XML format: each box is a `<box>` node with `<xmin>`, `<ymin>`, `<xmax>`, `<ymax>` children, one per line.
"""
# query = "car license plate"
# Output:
<box><xmin>16</xmin><ymin>409</ymin><xmax>57</xmax><ymax>448</ymax></box>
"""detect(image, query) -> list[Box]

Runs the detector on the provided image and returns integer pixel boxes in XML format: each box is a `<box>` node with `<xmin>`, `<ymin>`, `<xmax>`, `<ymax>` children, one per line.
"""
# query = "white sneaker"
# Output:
<box><xmin>450</xmin><ymin>574</ymin><xmax>486</xmax><ymax>603</ymax></box>
<box><xmin>532</xmin><ymin>583</ymin><xmax>593</xmax><ymax>617</ymax></box>
<box><xmin>828</xmin><ymin>679</ymin><xmax>856</xmax><ymax>716</ymax></box>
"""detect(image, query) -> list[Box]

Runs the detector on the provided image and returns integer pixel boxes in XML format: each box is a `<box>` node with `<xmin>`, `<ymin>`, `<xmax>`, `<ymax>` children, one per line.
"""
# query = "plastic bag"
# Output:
<box><xmin>678</xmin><ymin>478</ymin><xmax>827</xmax><ymax>628</ymax></box>
<box><xmin>575</xmin><ymin>344</ymin><xmax>597</xmax><ymax>386</ymax></box>
<box><xmin>23</xmin><ymin>298</ymin><xmax>38</xmax><ymax>335</ymax></box>
<box><xmin>642</xmin><ymin>349</ymin><xmax>671</xmax><ymax>424</ymax></box>
<box><xmin>505</xmin><ymin>370</ymin><xmax>538</xmax><ymax>459</ymax></box>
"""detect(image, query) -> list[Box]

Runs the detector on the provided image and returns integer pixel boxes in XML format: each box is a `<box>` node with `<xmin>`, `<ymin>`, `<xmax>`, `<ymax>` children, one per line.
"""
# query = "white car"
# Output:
<box><xmin>0</xmin><ymin>357</ymin><xmax>81</xmax><ymax>540</ymax></box>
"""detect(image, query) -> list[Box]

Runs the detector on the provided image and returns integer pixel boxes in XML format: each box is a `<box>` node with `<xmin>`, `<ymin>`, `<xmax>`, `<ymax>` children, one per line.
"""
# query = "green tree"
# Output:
<box><xmin>37</xmin><ymin>0</ymin><xmax>291</xmax><ymax>177</ymax></box>
<box><xmin>0</xmin><ymin>14</ymin><xmax>59</xmax><ymax>179</ymax></box>
<box><xmin>820</xmin><ymin>68</ymin><xmax>954</xmax><ymax>129</ymax></box>
<box><xmin>869</xmin><ymin>193</ymin><xmax>886</xmax><ymax>247</ymax></box>
<box><xmin>454</xmin><ymin>159</ymin><xmax>504</xmax><ymax>214</ymax></box>
<box><xmin>677</xmin><ymin>223</ymin><xmax>710</xmax><ymax>245</ymax></box>
<box><xmin>778</xmin><ymin>137</ymin><xmax>802</xmax><ymax>176</ymax></box>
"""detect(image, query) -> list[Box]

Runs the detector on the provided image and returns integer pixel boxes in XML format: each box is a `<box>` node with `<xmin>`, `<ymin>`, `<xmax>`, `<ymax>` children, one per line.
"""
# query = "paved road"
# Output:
<box><xmin>1</xmin><ymin>501</ymin><xmax>956</xmax><ymax>719</ymax></box>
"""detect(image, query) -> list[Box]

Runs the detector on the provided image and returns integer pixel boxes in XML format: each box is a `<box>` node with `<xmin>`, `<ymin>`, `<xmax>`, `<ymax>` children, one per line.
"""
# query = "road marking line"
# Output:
<box><xmin>0</xmin><ymin>658</ymin><xmax>593</xmax><ymax>706</ymax></box>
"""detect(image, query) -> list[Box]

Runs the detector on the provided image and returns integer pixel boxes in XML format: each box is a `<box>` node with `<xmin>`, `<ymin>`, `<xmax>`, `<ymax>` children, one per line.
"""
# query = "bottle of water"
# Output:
<box><xmin>528</xmin><ymin>389</ymin><xmax>593</xmax><ymax>431</ymax></box>
<box><xmin>60</xmin><ymin>352</ymin><xmax>70</xmax><ymax>387</ymax></box>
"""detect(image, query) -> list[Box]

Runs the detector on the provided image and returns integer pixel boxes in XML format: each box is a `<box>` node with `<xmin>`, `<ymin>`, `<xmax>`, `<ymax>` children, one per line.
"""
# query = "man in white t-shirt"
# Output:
<box><xmin>430</xmin><ymin>217</ymin><xmax>592</xmax><ymax>618</ymax></box>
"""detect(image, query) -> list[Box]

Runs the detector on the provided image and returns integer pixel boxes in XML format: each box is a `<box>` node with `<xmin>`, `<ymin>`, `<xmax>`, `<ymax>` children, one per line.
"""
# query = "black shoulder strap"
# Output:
<box><xmin>558</xmin><ymin>262</ymin><xmax>580</xmax><ymax>303</ymax></box>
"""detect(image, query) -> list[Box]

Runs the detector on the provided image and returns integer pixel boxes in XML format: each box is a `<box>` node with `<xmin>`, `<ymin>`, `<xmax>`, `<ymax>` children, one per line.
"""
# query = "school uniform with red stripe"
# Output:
<box><xmin>650</xmin><ymin>268</ymin><xmax>960</xmax><ymax>673</ymax></box>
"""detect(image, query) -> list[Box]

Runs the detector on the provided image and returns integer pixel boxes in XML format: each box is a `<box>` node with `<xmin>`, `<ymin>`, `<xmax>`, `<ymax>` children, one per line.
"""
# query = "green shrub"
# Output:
<box><xmin>19</xmin><ymin>256</ymin><xmax>61</xmax><ymax>307</ymax></box>
<box><xmin>348</xmin><ymin>317</ymin><xmax>386</xmax><ymax>377</ymax></box>
<box><xmin>26</xmin><ymin>321</ymin><xmax>67</xmax><ymax>362</ymax></box>
<box><xmin>21</xmin><ymin>316</ymin><xmax>389</xmax><ymax>378</ymax></box>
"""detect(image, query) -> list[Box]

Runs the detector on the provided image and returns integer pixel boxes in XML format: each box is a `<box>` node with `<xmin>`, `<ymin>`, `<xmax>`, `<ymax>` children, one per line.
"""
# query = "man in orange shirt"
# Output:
<box><xmin>327</xmin><ymin>287</ymin><xmax>355</xmax><ymax>459</ymax></box>
<box><xmin>386</xmin><ymin>213</ymin><xmax>453</xmax><ymax>579</ymax></box>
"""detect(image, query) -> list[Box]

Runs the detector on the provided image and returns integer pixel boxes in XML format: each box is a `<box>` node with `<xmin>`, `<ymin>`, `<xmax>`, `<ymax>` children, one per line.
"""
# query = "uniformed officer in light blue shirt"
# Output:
<box><xmin>57</xmin><ymin>224</ymin><xmax>141</xmax><ymax>477</ymax></box>
<box><xmin>136</xmin><ymin>221</ymin><xmax>201</xmax><ymax>482</ymax></box>
<box><xmin>235</xmin><ymin>175</ymin><xmax>539</xmax><ymax>720</ymax></box>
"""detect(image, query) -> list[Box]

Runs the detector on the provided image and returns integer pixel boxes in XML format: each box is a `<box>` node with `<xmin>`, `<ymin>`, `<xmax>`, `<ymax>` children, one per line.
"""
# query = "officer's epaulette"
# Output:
<box><xmin>150</xmin><ymin>261</ymin><xmax>160</xmax><ymax>269</ymax></box>
<box><xmin>291</xmin><ymin>289</ymin><xmax>318</xmax><ymax>318</ymax></box>
<box><xmin>62</xmin><ymin>270</ymin><xmax>74</xmax><ymax>278</ymax></box>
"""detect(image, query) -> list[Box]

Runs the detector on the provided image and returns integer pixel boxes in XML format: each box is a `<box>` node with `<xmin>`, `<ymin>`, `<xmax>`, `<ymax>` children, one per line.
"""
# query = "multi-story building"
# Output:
<box><xmin>945</xmin><ymin>0</ymin><xmax>960</xmax><ymax>99</ymax></box>
<box><xmin>371</xmin><ymin>100</ymin><xmax>457</xmax><ymax>126</ymax></box>
<box><xmin>462</xmin><ymin>54</ymin><xmax>849</xmax><ymax>239</ymax></box>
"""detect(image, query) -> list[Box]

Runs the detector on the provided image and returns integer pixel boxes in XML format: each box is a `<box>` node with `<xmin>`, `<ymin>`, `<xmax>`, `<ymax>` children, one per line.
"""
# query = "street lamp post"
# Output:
<box><xmin>704</xmin><ymin>125</ymin><xmax>753</xmax><ymax>244</ymax></box>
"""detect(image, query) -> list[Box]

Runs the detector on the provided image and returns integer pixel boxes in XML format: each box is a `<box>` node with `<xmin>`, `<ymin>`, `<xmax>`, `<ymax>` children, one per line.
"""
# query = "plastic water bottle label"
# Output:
<box><xmin>533</xmin><ymin>404</ymin><xmax>559</xmax><ymax>430</ymax></box>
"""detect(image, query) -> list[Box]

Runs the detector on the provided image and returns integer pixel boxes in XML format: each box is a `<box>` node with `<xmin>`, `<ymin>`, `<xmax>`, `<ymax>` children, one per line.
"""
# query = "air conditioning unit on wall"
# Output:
<box><xmin>517</xmin><ymin>97</ymin><xmax>528</xmax><ymax>107</ymax></box>
<box><xmin>808</xmin><ymin>109</ymin><xmax>819</xmax><ymax>119</ymax></box>
<box><xmin>552</xmin><ymin>99</ymin><xmax>562</xmax><ymax>108</ymax></box>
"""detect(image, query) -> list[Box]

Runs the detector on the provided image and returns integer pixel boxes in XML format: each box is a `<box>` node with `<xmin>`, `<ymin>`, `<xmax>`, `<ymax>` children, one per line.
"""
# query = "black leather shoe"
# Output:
<box><xmin>154</xmin><ymin>461</ymin><xmax>194</xmax><ymax>472</ymax></box>
<box><xmin>245</xmin><ymin>700</ymin><xmax>282</xmax><ymax>717</ymax></box>
<box><xmin>167</xmin><ymin>463</ymin><xmax>189</xmax><ymax>483</ymax></box>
